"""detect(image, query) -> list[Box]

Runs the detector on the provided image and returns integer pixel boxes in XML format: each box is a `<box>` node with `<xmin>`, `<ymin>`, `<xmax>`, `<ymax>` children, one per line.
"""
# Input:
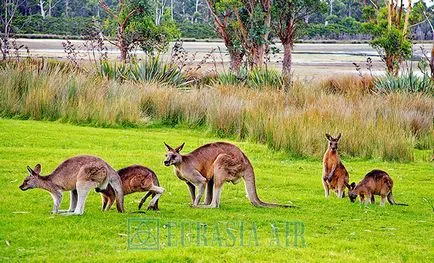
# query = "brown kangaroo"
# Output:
<box><xmin>98</xmin><ymin>165</ymin><xmax>164</xmax><ymax>211</ymax></box>
<box><xmin>348</xmin><ymin>169</ymin><xmax>408</xmax><ymax>206</ymax></box>
<box><xmin>322</xmin><ymin>133</ymin><xmax>350</xmax><ymax>198</ymax></box>
<box><xmin>19</xmin><ymin>155</ymin><xmax>125</xmax><ymax>215</ymax></box>
<box><xmin>163</xmin><ymin>142</ymin><xmax>293</xmax><ymax>208</ymax></box>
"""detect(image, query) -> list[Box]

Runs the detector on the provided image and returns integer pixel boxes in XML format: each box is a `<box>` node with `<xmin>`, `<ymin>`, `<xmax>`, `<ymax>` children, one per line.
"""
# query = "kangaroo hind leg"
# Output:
<box><xmin>147</xmin><ymin>185</ymin><xmax>165</xmax><ymax>210</ymax></box>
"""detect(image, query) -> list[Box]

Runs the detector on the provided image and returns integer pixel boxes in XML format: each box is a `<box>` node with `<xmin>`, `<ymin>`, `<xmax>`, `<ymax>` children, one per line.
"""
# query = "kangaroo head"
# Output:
<box><xmin>325</xmin><ymin>133</ymin><xmax>341</xmax><ymax>152</ymax></box>
<box><xmin>19</xmin><ymin>164</ymin><xmax>41</xmax><ymax>191</ymax></box>
<box><xmin>163</xmin><ymin>142</ymin><xmax>184</xmax><ymax>166</ymax></box>
<box><xmin>348</xmin><ymin>182</ymin><xmax>357</xmax><ymax>202</ymax></box>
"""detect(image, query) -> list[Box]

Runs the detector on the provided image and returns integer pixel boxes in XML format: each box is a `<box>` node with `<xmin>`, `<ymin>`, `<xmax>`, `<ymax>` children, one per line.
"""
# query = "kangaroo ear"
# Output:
<box><xmin>350</xmin><ymin>182</ymin><xmax>356</xmax><ymax>189</ymax></box>
<box><xmin>336</xmin><ymin>133</ymin><xmax>342</xmax><ymax>141</ymax></box>
<box><xmin>33</xmin><ymin>164</ymin><xmax>41</xmax><ymax>174</ymax></box>
<box><xmin>325</xmin><ymin>133</ymin><xmax>332</xmax><ymax>141</ymax></box>
<box><xmin>27</xmin><ymin>166</ymin><xmax>35</xmax><ymax>175</ymax></box>
<box><xmin>164</xmin><ymin>142</ymin><xmax>174</xmax><ymax>152</ymax></box>
<box><xmin>175</xmin><ymin>143</ymin><xmax>185</xmax><ymax>153</ymax></box>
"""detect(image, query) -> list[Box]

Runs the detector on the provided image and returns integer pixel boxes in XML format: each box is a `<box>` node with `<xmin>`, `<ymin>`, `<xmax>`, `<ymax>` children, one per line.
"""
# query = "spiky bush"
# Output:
<box><xmin>100</xmin><ymin>57</ymin><xmax>191</xmax><ymax>87</ymax></box>
<box><xmin>215</xmin><ymin>68</ymin><xmax>289</xmax><ymax>90</ymax></box>
<box><xmin>374</xmin><ymin>72</ymin><xmax>434</xmax><ymax>94</ymax></box>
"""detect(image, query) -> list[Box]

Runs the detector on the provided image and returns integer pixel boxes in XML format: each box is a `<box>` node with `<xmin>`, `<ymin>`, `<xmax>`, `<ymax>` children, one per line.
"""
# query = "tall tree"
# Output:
<box><xmin>99</xmin><ymin>0</ymin><xmax>145</xmax><ymax>61</ymax></box>
<box><xmin>234</xmin><ymin>0</ymin><xmax>272</xmax><ymax>69</ymax></box>
<box><xmin>99</xmin><ymin>0</ymin><xmax>179</xmax><ymax>61</ymax></box>
<box><xmin>271</xmin><ymin>0</ymin><xmax>326</xmax><ymax>77</ymax></box>
<box><xmin>206</xmin><ymin>0</ymin><xmax>244</xmax><ymax>73</ymax></box>
<box><xmin>1</xmin><ymin>0</ymin><xmax>21</xmax><ymax>59</ymax></box>
<box><xmin>363</xmin><ymin>0</ymin><xmax>413</xmax><ymax>76</ymax></box>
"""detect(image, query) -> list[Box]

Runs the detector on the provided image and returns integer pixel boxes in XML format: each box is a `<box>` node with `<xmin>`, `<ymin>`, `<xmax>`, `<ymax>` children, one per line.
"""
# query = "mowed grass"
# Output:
<box><xmin>0</xmin><ymin>119</ymin><xmax>433</xmax><ymax>262</ymax></box>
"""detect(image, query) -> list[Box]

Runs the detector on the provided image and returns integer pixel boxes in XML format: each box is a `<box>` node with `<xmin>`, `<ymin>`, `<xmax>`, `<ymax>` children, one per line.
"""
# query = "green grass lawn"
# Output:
<box><xmin>0</xmin><ymin>119</ymin><xmax>433</xmax><ymax>262</ymax></box>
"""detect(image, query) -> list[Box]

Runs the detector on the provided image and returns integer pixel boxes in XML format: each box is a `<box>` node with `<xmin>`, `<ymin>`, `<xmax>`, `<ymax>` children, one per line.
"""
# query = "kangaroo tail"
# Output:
<box><xmin>109</xmin><ymin>170</ymin><xmax>125</xmax><ymax>212</ymax></box>
<box><xmin>243</xmin><ymin>165</ymin><xmax>295</xmax><ymax>208</ymax></box>
<box><xmin>387</xmin><ymin>192</ymin><xmax>408</xmax><ymax>206</ymax></box>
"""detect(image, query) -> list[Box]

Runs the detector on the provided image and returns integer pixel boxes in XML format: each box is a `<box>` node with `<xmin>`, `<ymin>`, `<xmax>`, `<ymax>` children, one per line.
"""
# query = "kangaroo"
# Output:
<box><xmin>163</xmin><ymin>142</ymin><xmax>293</xmax><ymax>208</ymax></box>
<box><xmin>19</xmin><ymin>155</ymin><xmax>125</xmax><ymax>215</ymax></box>
<box><xmin>322</xmin><ymin>133</ymin><xmax>350</xmax><ymax>198</ymax></box>
<box><xmin>98</xmin><ymin>165</ymin><xmax>164</xmax><ymax>211</ymax></box>
<box><xmin>348</xmin><ymin>169</ymin><xmax>408</xmax><ymax>206</ymax></box>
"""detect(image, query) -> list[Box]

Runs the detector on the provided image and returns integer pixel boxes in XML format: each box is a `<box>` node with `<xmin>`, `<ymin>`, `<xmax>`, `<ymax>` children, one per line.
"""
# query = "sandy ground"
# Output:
<box><xmin>10</xmin><ymin>38</ymin><xmax>432</xmax><ymax>79</ymax></box>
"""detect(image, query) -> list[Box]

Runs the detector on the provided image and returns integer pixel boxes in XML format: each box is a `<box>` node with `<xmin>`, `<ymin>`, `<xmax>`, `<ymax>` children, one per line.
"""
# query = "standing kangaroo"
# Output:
<box><xmin>163</xmin><ymin>142</ymin><xmax>293</xmax><ymax>208</ymax></box>
<box><xmin>348</xmin><ymin>169</ymin><xmax>408</xmax><ymax>206</ymax></box>
<box><xmin>19</xmin><ymin>155</ymin><xmax>125</xmax><ymax>215</ymax></box>
<box><xmin>98</xmin><ymin>165</ymin><xmax>164</xmax><ymax>211</ymax></box>
<box><xmin>322</xmin><ymin>133</ymin><xmax>350</xmax><ymax>198</ymax></box>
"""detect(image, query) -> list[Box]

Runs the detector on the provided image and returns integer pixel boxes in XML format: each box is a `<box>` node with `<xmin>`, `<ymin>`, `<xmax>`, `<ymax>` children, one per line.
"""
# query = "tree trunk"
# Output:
<box><xmin>329</xmin><ymin>0</ymin><xmax>333</xmax><ymax>16</ymax></box>
<box><xmin>385</xmin><ymin>55</ymin><xmax>394</xmax><ymax>75</ymax></box>
<box><xmin>194</xmin><ymin>0</ymin><xmax>199</xmax><ymax>23</ymax></box>
<box><xmin>118</xmin><ymin>27</ymin><xmax>128</xmax><ymax>62</ymax></box>
<box><xmin>250</xmin><ymin>44</ymin><xmax>265</xmax><ymax>69</ymax></box>
<box><xmin>48</xmin><ymin>0</ymin><xmax>52</xmax><ymax>17</ymax></box>
<box><xmin>430</xmin><ymin>41</ymin><xmax>434</xmax><ymax>80</ymax></box>
<box><xmin>385</xmin><ymin>54</ymin><xmax>400</xmax><ymax>77</ymax></box>
<box><xmin>171</xmin><ymin>0</ymin><xmax>174</xmax><ymax>20</ymax></box>
<box><xmin>229</xmin><ymin>50</ymin><xmax>243</xmax><ymax>74</ymax></box>
<box><xmin>39</xmin><ymin>0</ymin><xmax>46</xmax><ymax>19</ymax></box>
<box><xmin>282</xmin><ymin>43</ymin><xmax>292</xmax><ymax>77</ymax></box>
<box><xmin>65</xmin><ymin>0</ymin><xmax>69</xmax><ymax>18</ymax></box>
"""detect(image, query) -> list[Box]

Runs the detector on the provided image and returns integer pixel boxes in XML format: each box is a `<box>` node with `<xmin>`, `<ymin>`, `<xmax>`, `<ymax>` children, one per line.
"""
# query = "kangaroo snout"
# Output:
<box><xmin>19</xmin><ymin>184</ymin><xmax>28</xmax><ymax>191</ymax></box>
<box><xmin>164</xmin><ymin>160</ymin><xmax>170</xmax><ymax>166</ymax></box>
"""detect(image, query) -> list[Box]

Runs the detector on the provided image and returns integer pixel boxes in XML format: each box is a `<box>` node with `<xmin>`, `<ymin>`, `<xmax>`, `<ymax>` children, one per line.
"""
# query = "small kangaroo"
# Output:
<box><xmin>163</xmin><ymin>142</ymin><xmax>293</xmax><ymax>208</ymax></box>
<box><xmin>98</xmin><ymin>165</ymin><xmax>164</xmax><ymax>211</ymax></box>
<box><xmin>348</xmin><ymin>169</ymin><xmax>408</xmax><ymax>206</ymax></box>
<box><xmin>19</xmin><ymin>155</ymin><xmax>125</xmax><ymax>215</ymax></box>
<box><xmin>322</xmin><ymin>133</ymin><xmax>350</xmax><ymax>198</ymax></box>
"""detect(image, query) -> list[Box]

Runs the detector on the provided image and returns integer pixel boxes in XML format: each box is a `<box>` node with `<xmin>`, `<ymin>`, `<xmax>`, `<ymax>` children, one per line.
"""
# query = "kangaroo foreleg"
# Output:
<box><xmin>322</xmin><ymin>178</ymin><xmax>330</xmax><ymax>198</ymax></box>
<box><xmin>327</xmin><ymin>164</ymin><xmax>337</xmax><ymax>182</ymax></box>
<box><xmin>186</xmin><ymin>182</ymin><xmax>196</xmax><ymax>205</ymax></box>
<box><xmin>49</xmin><ymin>190</ymin><xmax>63</xmax><ymax>214</ymax></box>
<box><xmin>193</xmin><ymin>182</ymin><xmax>206</xmax><ymax>207</ymax></box>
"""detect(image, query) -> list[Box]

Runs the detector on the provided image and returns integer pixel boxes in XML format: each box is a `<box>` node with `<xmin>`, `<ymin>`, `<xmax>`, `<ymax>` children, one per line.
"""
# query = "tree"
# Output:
<box><xmin>99</xmin><ymin>0</ymin><xmax>142</xmax><ymax>61</ymax></box>
<box><xmin>271</xmin><ymin>0</ymin><xmax>326</xmax><ymax>77</ymax></box>
<box><xmin>206</xmin><ymin>0</ymin><xmax>245</xmax><ymax>73</ymax></box>
<box><xmin>99</xmin><ymin>0</ymin><xmax>179</xmax><ymax>61</ymax></box>
<box><xmin>363</xmin><ymin>1</ymin><xmax>413</xmax><ymax>76</ymax></box>
<box><xmin>234</xmin><ymin>0</ymin><xmax>272</xmax><ymax>69</ymax></box>
<box><xmin>0</xmin><ymin>0</ymin><xmax>21</xmax><ymax>60</ymax></box>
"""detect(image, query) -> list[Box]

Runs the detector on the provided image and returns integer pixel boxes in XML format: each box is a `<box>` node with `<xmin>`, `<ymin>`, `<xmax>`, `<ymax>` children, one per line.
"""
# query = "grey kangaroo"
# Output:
<box><xmin>98</xmin><ymin>165</ymin><xmax>164</xmax><ymax>211</ymax></box>
<box><xmin>163</xmin><ymin>142</ymin><xmax>293</xmax><ymax>208</ymax></box>
<box><xmin>348</xmin><ymin>169</ymin><xmax>408</xmax><ymax>206</ymax></box>
<box><xmin>19</xmin><ymin>155</ymin><xmax>125</xmax><ymax>215</ymax></box>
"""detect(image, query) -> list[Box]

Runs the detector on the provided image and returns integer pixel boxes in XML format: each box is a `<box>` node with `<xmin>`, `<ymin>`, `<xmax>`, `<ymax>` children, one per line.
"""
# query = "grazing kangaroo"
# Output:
<box><xmin>322</xmin><ymin>133</ymin><xmax>350</xmax><ymax>198</ymax></box>
<box><xmin>163</xmin><ymin>142</ymin><xmax>293</xmax><ymax>208</ymax></box>
<box><xmin>98</xmin><ymin>165</ymin><xmax>164</xmax><ymax>211</ymax></box>
<box><xmin>19</xmin><ymin>155</ymin><xmax>125</xmax><ymax>215</ymax></box>
<box><xmin>348</xmin><ymin>169</ymin><xmax>408</xmax><ymax>206</ymax></box>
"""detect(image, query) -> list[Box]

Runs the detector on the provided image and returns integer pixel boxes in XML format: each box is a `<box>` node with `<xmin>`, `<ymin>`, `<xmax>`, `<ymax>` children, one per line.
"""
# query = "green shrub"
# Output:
<box><xmin>374</xmin><ymin>73</ymin><xmax>434</xmax><ymax>94</ymax></box>
<box><xmin>215</xmin><ymin>68</ymin><xmax>289</xmax><ymax>90</ymax></box>
<box><xmin>178</xmin><ymin>22</ymin><xmax>217</xmax><ymax>39</ymax></box>
<box><xmin>100</xmin><ymin>58</ymin><xmax>191</xmax><ymax>87</ymax></box>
